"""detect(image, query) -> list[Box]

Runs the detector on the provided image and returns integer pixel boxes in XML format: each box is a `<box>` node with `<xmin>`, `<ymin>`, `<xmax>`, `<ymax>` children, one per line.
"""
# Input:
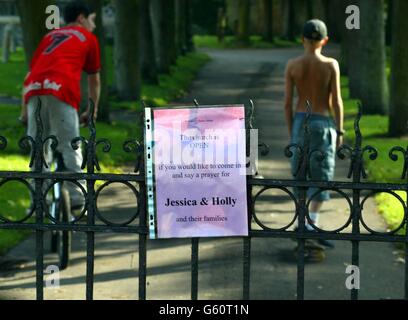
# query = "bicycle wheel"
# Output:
<box><xmin>50</xmin><ymin>217</ymin><xmax>58</xmax><ymax>253</ymax></box>
<box><xmin>56</xmin><ymin>189</ymin><xmax>71</xmax><ymax>270</ymax></box>
<box><xmin>50</xmin><ymin>188</ymin><xmax>60</xmax><ymax>253</ymax></box>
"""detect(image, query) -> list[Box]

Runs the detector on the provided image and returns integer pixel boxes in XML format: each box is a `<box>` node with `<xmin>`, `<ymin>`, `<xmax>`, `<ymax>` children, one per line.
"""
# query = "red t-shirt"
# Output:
<box><xmin>24</xmin><ymin>26</ymin><xmax>101</xmax><ymax>110</ymax></box>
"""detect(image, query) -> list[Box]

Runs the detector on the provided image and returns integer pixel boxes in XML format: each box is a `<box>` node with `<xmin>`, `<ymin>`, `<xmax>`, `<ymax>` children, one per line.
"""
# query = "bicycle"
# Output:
<box><xmin>49</xmin><ymin>151</ymin><xmax>72</xmax><ymax>270</ymax></box>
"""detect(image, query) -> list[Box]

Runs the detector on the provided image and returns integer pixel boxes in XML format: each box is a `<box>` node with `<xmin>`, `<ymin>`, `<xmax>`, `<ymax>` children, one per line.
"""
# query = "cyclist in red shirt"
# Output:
<box><xmin>21</xmin><ymin>1</ymin><xmax>101</xmax><ymax>209</ymax></box>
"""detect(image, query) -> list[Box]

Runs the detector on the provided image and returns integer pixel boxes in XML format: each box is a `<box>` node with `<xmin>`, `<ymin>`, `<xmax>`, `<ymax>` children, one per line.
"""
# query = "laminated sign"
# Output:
<box><xmin>145</xmin><ymin>106</ymin><xmax>248</xmax><ymax>239</ymax></box>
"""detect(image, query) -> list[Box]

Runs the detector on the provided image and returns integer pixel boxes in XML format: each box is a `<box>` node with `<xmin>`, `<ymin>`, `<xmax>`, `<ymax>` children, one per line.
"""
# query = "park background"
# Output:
<box><xmin>0</xmin><ymin>0</ymin><xmax>407</xmax><ymax>298</ymax></box>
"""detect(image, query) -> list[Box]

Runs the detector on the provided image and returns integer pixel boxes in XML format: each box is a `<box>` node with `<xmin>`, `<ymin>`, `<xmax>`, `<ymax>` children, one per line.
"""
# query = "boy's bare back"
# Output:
<box><xmin>286</xmin><ymin>54</ymin><xmax>340</xmax><ymax>116</ymax></box>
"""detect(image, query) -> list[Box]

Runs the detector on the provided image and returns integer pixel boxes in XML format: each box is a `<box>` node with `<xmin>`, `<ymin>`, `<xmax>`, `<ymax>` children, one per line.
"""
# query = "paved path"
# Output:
<box><xmin>0</xmin><ymin>47</ymin><xmax>405</xmax><ymax>300</ymax></box>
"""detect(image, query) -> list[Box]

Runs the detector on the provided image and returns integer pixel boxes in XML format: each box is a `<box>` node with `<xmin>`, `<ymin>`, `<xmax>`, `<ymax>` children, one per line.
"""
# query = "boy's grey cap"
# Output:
<box><xmin>303</xmin><ymin>19</ymin><xmax>328</xmax><ymax>40</ymax></box>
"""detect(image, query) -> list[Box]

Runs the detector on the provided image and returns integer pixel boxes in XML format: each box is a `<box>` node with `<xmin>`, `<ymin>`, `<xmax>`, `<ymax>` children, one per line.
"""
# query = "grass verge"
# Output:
<box><xmin>106</xmin><ymin>47</ymin><xmax>211</xmax><ymax>110</ymax></box>
<box><xmin>341</xmin><ymin>76</ymin><xmax>406</xmax><ymax>234</ymax></box>
<box><xmin>0</xmin><ymin>103</ymin><xmax>141</xmax><ymax>254</ymax></box>
<box><xmin>0</xmin><ymin>47</ymin><xmax>26</xmax><ymax>98</ymax></box>
<box><xmin>0</xmin><ymin>47</ymin><xmax>210</xmax><ymax>255</ymax></box>
<box><xmin>194</xmin><ymin>35</ymin><xmax>301</xmax><ymax>49</ymax></box>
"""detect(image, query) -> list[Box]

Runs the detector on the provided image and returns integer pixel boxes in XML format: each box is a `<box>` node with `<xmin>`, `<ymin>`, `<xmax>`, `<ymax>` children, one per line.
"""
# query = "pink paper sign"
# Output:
<box><xmin>145</xmin><ymin>106</ymin><xmax>248</xmax><ymax>239</ymax></box>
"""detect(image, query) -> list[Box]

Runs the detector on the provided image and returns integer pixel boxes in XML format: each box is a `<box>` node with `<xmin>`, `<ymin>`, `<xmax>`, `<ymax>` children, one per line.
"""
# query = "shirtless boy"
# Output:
<box><xmin>284</xmin><ymin>19</ymin><xmax>345</xmax><ymax>248</ymax></box>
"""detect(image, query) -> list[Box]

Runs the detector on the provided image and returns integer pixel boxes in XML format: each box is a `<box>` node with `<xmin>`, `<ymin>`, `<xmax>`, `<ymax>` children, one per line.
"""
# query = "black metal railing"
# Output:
<box><xmin>0</xmin><ymin>98</ymin><xmax>407</xmax><ymax>300</ymax></box>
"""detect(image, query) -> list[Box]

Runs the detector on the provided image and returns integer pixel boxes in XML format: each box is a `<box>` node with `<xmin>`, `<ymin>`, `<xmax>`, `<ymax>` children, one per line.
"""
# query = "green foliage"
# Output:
<box><xmin>0</xmin><ymin>104</ymin><xmax>31</xmax><ymax>254</ymax></box>
<box><xmin>0</xmin><ymin>47</ymin><xmax>27</xmax><ymax>98</ymax></box>
<box><xmin>0</xmin><ymin>103</ymin><xmax>141</xmax><ymax>254</ymax></box>
<box><xmin>376</xmin><ymin>192</ymin><xmax>406</xmax><ymax>233</ymax></box>
<box><xmin>0</xmin><ymin>181</ymin><xmax>31</xmax><ymax>255</ymax></box>
<box><xmin>342</xmin><ymin>76</ymin><xmax>404</xmax><ymax>184</ymax></box>
<box><xmin>194</xmin><ymin>35</ymin><xmax>301</xmax><ymax>49</ymax></box>
<box><xmin>0</xmin><ymin>47</ymin><xmax>210</xmax><ymax>255</ymax></box>
<box><xmin>0</xmin><ymin>230</ymin><xmax>31</xmax><ymax>255</ymax></box>
<box><xmin>105</xmin><ymin>45</ymin><xmax>115</xmax><ymax>89</ymax></box>
<box><xmin>342</xmin><ymin>74</ymin><xmax>407</xmax><ymax>234</ymax></box>
<box><xmin>0</xmin><ymin>107</ymin><xmax>141</xmax><ymax>171</ymax></box>
<box><xmin>108</xmin><ymin>51</ymin><xmax>211</xmax><ymax>110</ymax></box>
<box><xmin>87</xmin><ymin>121</ymin><xmax>141</xmax><ymax>171</ymax></box>
<box><xmin>192</xmin><ymin>0</ymin><xmax>226</xmax><ymax>35</ymax></box>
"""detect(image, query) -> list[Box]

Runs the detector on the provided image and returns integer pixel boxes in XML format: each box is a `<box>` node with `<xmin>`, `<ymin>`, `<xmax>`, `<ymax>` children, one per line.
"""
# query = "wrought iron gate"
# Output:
<box><xmin>0</xmin><ymin>99</ymin><xmax>407</xmax><ymax>300</ymax></box>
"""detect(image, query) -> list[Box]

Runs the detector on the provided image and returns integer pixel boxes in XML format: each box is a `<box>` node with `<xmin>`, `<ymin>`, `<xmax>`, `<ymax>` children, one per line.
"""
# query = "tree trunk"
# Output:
<box><xmin>312</xmin><ymin>0</ymin><xmax>327</xmax><ymax>20</ymax></box>
<box><xmin>389</xmin><ymin>0</ymin><xmax>408</xmax><ymax>136</ymax></box>
<box><xmin>2</xmin><ymin>24</ymin><xmax>12</xmax><ymax>63</ymax></box>
<box><xmin>185</xmin><ymin>0</ymin><xmax>194</xmax><ymax>52</ymax></box>
<box><xmin>325</xmin><ymin>0</ymin><xmax>342</xmax><ymax>41</ymax></box>
<box><xmin>86</xmin><ymin>0</ymin><xmax>110</xmax><ymax>122</ymax></box>
<box><xmin>293</xmin><ymin>0</ymin><xmax>307</xmax><ymax>38</ymax></box>
<box><xmin>216</xmin><ymin>6</ymin><xmax>227</xmax><ymax>43</ymax></box>
<box><xmin>303</xmin><ymin>0</ymin><xmax>327</xmax><ymax>26</ymax></box>
<box><xmin>305</xmin><ymin>0</ymin><xmax>328</xmax><ymax>21</ymax></box>
<box><xmin>158</xmin><ymin>0</ymin><xmax>176</xmax><ymax>74</ymax></box>
<box><xmin>175</xmin><ymin>0</ymin><xmax>187</xmax><ymax>55</ymax></box>
<box><xmin>306</xmin><ymin>0</ymin><xmax>313</xmax><ymax>19</ymax></box>
<box><xmin>351</xmin><ymin>0</ymin><xmax>388</xmax><ymax>115</ymax></box>
<box><xmin>340</xmin><ymin>0</ymin><xmax>352</xmax><ymax>76</ymax></box>
<box><xmin>259</xmin><ymin>0</ymin><xmax>273</xmax><ymax>42</ymax></box>
<box><xmin>284</xmin><ymin>0</ymin><xmax>296</xmax><ymax>41</ymax></box>
<box><xmin>150</xmin><ymin>0</ymin><xmax>162</xmax><ymax>70</ymax></box>
<box><xmin>273</xmin><ymin>0</ymin><xmax>285</xmax><ymax>37</ymax></box>
<box><xmin>237</xmin><ymin>0</ymin><xmax>250</xmax><ymax>45</ymax></box>
<box><xmin>113</xmin><ymin>0</ymin><xmax>141</xmax><ymax>101</ymax></box>
<box><xmin>140</xmin><ymin>0</ymin><xmax>158</xmax><ymax>84</ymax></box>
<box><xmin>385</xmin><ymin>0</ymin><xmax>393</xmax><ymax>46</ymax></box>
<box><xmin>16</xmin><ymin>0</ymin><xmax>52</xmax><ymax>64</ymax></box>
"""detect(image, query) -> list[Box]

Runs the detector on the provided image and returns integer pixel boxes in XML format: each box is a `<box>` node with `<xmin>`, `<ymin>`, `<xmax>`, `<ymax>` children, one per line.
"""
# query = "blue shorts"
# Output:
<box><xmin>290</xmin><ymin>113</ymin><xmax>337</xmax><ymax>202</ymax></box>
